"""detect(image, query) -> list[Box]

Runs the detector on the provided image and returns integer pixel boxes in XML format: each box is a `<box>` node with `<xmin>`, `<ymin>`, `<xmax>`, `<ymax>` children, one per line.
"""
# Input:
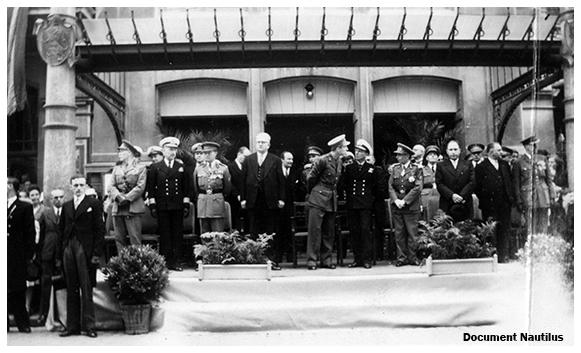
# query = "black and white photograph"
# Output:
<box><xmin>3</xmin><ymin>1</ymin><xmax>576</xmax><ymax>348</ymax></box>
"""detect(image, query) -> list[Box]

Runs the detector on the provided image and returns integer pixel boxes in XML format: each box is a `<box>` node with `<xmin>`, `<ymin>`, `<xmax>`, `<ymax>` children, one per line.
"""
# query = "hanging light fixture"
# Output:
<box><xmin>305</xmin><ymin>83</ymin><xmax>314</xmax><ymax>99</ymax></box>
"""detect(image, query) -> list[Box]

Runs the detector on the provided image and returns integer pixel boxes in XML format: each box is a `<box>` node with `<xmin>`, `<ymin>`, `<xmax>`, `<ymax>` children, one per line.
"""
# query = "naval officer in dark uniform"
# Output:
<box><xmin>306</xmin><ymin>134</ymin><xmax>350</xmax><ymax>270</ymax></box>
<box><xmin>147</xmin><ymin>137</ymin><xmax>192</xmax><ymax>271</ymax></box>
<box><xmin>342</xmin><ymin>139</ymin><xmax>378</xmax><ymax>269</ymax></box>
<box><xmin>388</xmin><ymin>143</ymin><xmax>423</xmax><ymax>267</ymax></box>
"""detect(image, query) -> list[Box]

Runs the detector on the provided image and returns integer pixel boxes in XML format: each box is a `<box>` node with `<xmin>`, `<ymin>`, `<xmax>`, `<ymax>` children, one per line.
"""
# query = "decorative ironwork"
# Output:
<box><xmin>213</xmin><ymin>8</ymin><xmax>221</xmax><ymax>58</ymax></box>
<box><xmin>266</xmin><ymin>7</ymin><xmax>273</xmax><ymax>55</ymax></box>
<box><xmin>397</xmin><ymin>7</ymin><xmax>406</xmax><ymax>51</ymax></box>
<box><xmin>293</xmin><ymin>7</ymin><xmax>300</xmax><ymax>53</ymax></box>
<box><xmin>320</xmin><ymin>7</ymin><xmax>328</xmax><ymax>54</ymax></box>
<box><xmin>239</xmin><ymin>8</ymin><xmax>246</xmax><ymax>57</ymax></box>
<box><xmin>372</xmin><ymin>7</ymin><xmax>381</xmax><ymax>53</ymax></box>
<box><xmin>104</xmin><ymin>11</ymin><xmax>119</xmax><ymax>64</ymax></box>
<box><xmin>346</xmin><ymin>7</ymin><xmax>355</xmax><ymax>52</ymax></box>
<box><xmin>159</xmin><ymin>9</ymin><xmax>172</xmax><ymax>65</ymax></box>
<box><xmin>76</xmin><ymin>73</ymin><xmax>125</xmax><ymax>143</ymax></box>
<box><xmin>131</xmin><ymin>11</ymin><xmax>143</xmax><ymax>63</ymax></box>
<box><xmin>491</xmin><ymin>67</ymin><xmax>561</xmax><ymax>141</ymax></box>
<box><xmin>186</xmin><ymin>9</ymin><xmax>195</xmax><ymax>61</ymax></box>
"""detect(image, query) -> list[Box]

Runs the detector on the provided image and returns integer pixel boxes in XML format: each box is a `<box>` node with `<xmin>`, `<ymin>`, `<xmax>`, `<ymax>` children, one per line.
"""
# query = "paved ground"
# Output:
<box><xmin>6</xmin><ymin>260</ymin><xmax>575</xmax><ymax>347</ymax></box>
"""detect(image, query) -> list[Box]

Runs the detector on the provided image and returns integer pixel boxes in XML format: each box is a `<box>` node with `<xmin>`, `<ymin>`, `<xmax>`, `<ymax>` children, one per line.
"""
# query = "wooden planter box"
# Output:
<box><xmin>425</xmin><ymin>254</ymin><xmax>498</xmax><ymax>276</ymax></box>
<box><xmin>197</xmin><ymin>260</ymin><xmax>272</xmax><ymax>281</ymax></box>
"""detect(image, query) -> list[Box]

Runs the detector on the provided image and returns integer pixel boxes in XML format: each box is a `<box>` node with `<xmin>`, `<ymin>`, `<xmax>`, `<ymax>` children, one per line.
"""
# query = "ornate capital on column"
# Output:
<box><xmin>33</xmin><ymin>13</ymin><xmax>81</xmax><ymax>67</ymax></box>
<box><xmin>560</xmin><ymin>14</ymin><xmax>574</xmax><ymax>67</ymax></box>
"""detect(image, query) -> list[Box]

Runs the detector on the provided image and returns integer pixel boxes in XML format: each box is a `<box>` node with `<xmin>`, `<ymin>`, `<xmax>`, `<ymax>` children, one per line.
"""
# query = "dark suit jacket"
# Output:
<box><xmin>282</xmin><ymin>166</ymin><xmax>299</xmax><ymax>216</ymax></box>
<box><xmin>241</xmin><ymin>152</ymin><xmax>286</xmax><ymax>210</ymax></box>
<box><xmin>59</xmin><ymin>196</ymin><xmax>105</xmax><ymax>264</ymax></box>
<box><xmin>228</xmin><ymin>160</ymin><xmax>244</xmax><ymax>199</ymax></box>
<box><xmin>436</xmin><ymin>158</ymin><xmax>475</xmax><ymax>215</ymax></box>
<box><xmin>474</xmin><ymin>158</ymin><xmax>515</xmax><ymax>212</ymax></box>
<box><xmin>147</xmin><ymin>159</ymin><xmax>192</xmax><ymax>210</ymax></box>
<box><xmin>39</xmin><ymin>206</ymin><xmax>62</xmax><ymax>261</ymax></box>
<box><xmin>341</xmin><ymin>162</ymin><xmax>378</xmax><ymax>210</ymax></box>
<box><xmin>8</xmin><ymin>199</ymin><xmax>36</xmax><ymax>293</ymax></box>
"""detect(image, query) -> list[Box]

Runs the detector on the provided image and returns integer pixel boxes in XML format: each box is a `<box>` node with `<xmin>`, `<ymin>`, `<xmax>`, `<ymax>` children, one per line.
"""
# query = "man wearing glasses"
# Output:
<box><xmin>58</xmin><ymin>175</ymin><xmax>105</xmax><ymax>338</ymax></box>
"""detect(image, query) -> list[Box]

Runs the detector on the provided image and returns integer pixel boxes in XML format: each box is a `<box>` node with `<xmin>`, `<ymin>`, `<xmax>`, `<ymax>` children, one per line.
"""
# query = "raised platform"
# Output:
<box><xmin>85</xmin><ymin>262</ymin><xmax>528</xmax><ymax>333</ymax></box>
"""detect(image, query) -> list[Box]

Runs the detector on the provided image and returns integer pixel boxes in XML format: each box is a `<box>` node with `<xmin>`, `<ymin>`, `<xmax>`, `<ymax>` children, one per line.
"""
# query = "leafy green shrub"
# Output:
<box><xmin>415</xmin><ymin>213</ymin><xmax>497</xmax><ymax>260</ymax></box>
<box><xmin>193</xmin><ymin>231</ymin><xmax>273</xmax><ymax>264</ymax></box>
<box><xmin>517</xmin><ymin>233</ymin><xmax>574</xmax><ymax>291</ymax></box>
<box><xmin>103</xmin><ymin>245</ymin><xmax>169</xmax><ymax>304</ymax></box>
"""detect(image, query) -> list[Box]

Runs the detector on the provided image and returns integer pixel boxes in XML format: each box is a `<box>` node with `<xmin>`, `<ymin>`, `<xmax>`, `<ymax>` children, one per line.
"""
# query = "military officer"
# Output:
<box><xmin>297</xmin><ymin>146</ymin><xmax>323</xmax><ymax>202</ymax></box>
<box><xmin>513</xmin><ymin>136</ymin><xmax>555</xmax><ymax>235</ymax></box>
<box><xmin>342</xmin><ymin>139</ymin><xmax>378</xmax><ymax>269</ymax></box>
<box><xmin>193</xmin><ymin>141</ymin><xmax>232</xmax><ymax>233</ymax></box>
<box><xmin>191</xmin><ymin>143</ymin><xmax>205</xmax><ymax>169</ymax></box>
<box><xmin>147</xmin><ymin>137</ymin><xmax>192</xmax><ymax>271</ymax></box>
<box><xmin>109</xmin><ymin>140</ymin><xmax>147</xmax><ymax>252</ymax></box>
<box><xmin>147</xmin><ymin>145</ymin><xmax>164</xmax><ymax>164</ymax></box>
<box><xmin>420</xmin><ymin>145</ymin><xmax>441</xmax><ymax>222</ymax></box>
<box><xmin>306</xmin><ymin>134</ymin><xmax>349</xmax><ymax>270</ymax></box>
<box><xmin>388</xmin><ymin>143</ymin><xmax>423</xmax><ymax>267</ymax></box>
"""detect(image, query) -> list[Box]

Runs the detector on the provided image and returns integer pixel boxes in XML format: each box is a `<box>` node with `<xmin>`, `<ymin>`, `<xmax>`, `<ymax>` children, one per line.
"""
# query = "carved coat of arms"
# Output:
<box><xmin>34</xmin><ymin>14</ymin><xmax>79</xmax><ymax>66</ymax></box>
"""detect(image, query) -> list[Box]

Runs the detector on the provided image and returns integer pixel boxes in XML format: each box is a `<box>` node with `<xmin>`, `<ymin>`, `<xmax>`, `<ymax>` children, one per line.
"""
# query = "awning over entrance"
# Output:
<box><xmin>76</xmin><ymin>7</ymin><xmax>565</xmax><ymax>72</ymax></box>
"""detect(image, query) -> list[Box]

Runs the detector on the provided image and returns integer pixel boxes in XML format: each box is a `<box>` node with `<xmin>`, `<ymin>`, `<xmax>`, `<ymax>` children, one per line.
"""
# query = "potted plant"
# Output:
<box><xmin>194</xmin><ymin>231</ymin><xmax>273</xmax><ymax>280</ymax></box>
<box><xmin>103</xmin><ymin>245</ymin><xmax>169</xmax><ymax>334</ymax></box>
<box><xmin>415</xmin><ymin>213</ymin><xmax>498</xmax><ymax>276</ymax></box>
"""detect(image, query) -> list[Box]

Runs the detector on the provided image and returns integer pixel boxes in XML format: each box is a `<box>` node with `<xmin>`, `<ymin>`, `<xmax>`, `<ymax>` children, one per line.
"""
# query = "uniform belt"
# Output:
<box><xmin>205</xmin><ymin>189</ymin><xmax>223</xmax><ymax>194</ymax></box>
<box><xmin>423</xmin><ymin>183</ymin><xmax>433</xmax><ymax>189</ymax></box>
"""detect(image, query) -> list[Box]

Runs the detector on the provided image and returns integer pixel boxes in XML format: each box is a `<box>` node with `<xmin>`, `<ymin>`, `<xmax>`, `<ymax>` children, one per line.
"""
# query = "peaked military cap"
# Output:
<box><xmin>521</xmin><ymin>135</ymin><xmax>540</xmax><ymax>145</ymax></box>
<box><xmin>425</xmin><ymin>145</ymin><xmax>441</xmax><ymax>155</ymax></box>
<box><xmin>159</xmin><ymin>136</ymin><xmax>180</xmax><ymax>148</ymax></box>
<box><xmin>393</xmin><ymin>143</ymin><xmax>414</xmax><ymax>155</ymax></box>
<box><xmin>327</xmin><ymin>134</ymin><xmax>350</xmax><ymax>149</ymax></box>
<box><xmin>147</xmin><ymin>145</ymin><xmax>163</xmax><ymax>156</ymax></box>
<box><xmin>355</xmin><ymin>139</ymin><xmax>372</xmax><ymax>154</ymax></box>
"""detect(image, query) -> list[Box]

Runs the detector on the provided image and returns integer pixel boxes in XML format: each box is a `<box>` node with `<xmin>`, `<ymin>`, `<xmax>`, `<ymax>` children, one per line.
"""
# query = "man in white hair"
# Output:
<box><xmin>240</xmin><ymin>132</ymin><xmax>286</xmax><ymax>271</ymax></box>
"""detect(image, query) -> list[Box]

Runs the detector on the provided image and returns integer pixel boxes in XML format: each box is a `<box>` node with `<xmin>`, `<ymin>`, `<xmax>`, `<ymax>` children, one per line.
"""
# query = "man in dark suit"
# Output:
<box><xmin>227</xmin><ymin>146</ymin><xmax>251</xmax><ymax>232</ymax></box>
<box><xmin>147</xmin><ymin>137</ymin><xmax>192</xmax><ymax>271</ymax></box>
<box><xmin>59</xmin><ymin>175</ymin><xmax>105</xmax><ymax>338</ymax></box>
<box><xmin>276</xmin><ymin>151</ymin><xmax>299</xmax><ymax>264</ymax></box>
<box><xmin>436</xmin><ymin>139</ymin><xmax>475</xmax><ymax>222</ymax></box>
<box><xmin>37</xmin><ymin>188</ymin><xmax>65</xmax><ymax>325</ymax></box>
<box><xmin>7</xmin><ymin>177</ymin><xmax>35</xmax><ymax>333</ymax></box>
<box><xmin>388</xmin><ymin>144</ymin><xmax>423</xmax><ymax>267</ymax></box>
<box><xmin>241</xmin><ymin>133</ymin><xmax>285</xmax><ymax>270</ymax></box>
<box><xmin>475</xmin><ymin>142</ymin><xmax>515</xmax><ymax>263</ymax></box>
<box><xmin>342</xmin><ymin>139</ymin><xmax>378</xmax><ymax>269</ymax></box>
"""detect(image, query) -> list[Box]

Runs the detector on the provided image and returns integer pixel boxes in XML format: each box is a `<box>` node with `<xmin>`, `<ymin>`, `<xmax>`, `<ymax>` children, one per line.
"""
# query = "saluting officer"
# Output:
<box><xmin>388</xmin><ymin>143</ymin><xmax>423</xmax><ymax>267</ymax></box>
<box><xmin>109</xmin><ymin>140</ymin><xmax>147</xmax><ymax>252</ymax></box>
<box><xmin>297</xmin><ymin>146</ymin><xmax>323</xmax><ymax>202</ymax></box>
<box><xmin>342</xmin><ymin>139</ymin><xmax>378</xmax><ymax>269</ymax></box>
<box><xmin>306</xmin><ymin>135</ymin><xmax>350</xmax><ymax>270</ymax></box>
<box><xmin>147</xmin><ymin>137</ymin><xmax>192</xmax><ymax>271</ymax></box>
<box><xmin>193</xmin><ymin>141</ymin><xmax>232</xmax><ymax>233</ymax></box>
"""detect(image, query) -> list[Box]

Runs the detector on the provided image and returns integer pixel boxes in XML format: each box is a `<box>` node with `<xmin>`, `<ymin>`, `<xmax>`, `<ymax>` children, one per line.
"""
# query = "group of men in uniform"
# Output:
<box><xmin>104</xmin><ymin>130</ymin><xmax>554</xmax><ymax>272</ymax></box>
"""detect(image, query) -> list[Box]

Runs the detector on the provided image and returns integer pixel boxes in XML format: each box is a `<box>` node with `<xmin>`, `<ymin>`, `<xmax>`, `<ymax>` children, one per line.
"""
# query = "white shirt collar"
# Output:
<box><xmin>75</xmin><ymin>194</ymin><xmax>85</xmax><ymax>204</ymax></box>
<box><xmin>8</xmin><ymin>196</ymin><xmax>17</xmax><ymax>208</ymax></box>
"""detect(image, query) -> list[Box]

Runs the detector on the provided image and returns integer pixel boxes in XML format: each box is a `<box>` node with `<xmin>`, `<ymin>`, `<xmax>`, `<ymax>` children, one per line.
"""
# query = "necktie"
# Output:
<box><xmin>74</xmin><ymin>198</ymin><xmax>79</xmax><ymax>209</ymax></box>
<box><xmin>284</xmin><ymin>168</ymin><xmax>289</xmax><ymax>177</ymax></box>
<box><xmin>56</xmin><ymin>208</ymin><xmax>61</xmax><ymax>223</ymax></box>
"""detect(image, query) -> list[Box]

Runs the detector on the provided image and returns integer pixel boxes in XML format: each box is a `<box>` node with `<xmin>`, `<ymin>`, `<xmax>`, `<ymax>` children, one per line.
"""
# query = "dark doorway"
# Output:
<box><xmin>266</xmin><ymin>114</ymin><xmax>354</xmax><ymax>168</ymax></box>
<box><xmin>373</xmin><ymin>113</ymin><xmax>459</xmax><ymax>167</ymax></box>
<box><xmin>161</xmin><ymin>116</ymin><xmax>249</xmax><ymax>161</ymax></box>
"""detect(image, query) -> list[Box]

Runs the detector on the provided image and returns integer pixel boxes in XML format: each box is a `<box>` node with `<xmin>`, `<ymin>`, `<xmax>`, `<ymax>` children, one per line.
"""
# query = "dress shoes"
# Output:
<box><xmin>17</xmin><ymin>327</ymin><xmax>31</xmax><ymax>333</ymax></box>
<box><xmin>170</xmin><ymin>266</ymin><xmax>183</xmax><ymax>272</ymax></box>
<box><xmin>271</xmin><ymin>263</ymin><xmax>282</xmax><ymax>271</ymax></box>
<box><xmin>85</xmin><ymin>329</ymin><xmax>98</xmax><ymax>338</ymax></box>
<box><xmin>59</xmin><ymin>330</ymin><xmax>80</xmax><ymax>337</ymax></box>
<box><xmin>347</xmin><ymin>262</ymin><xmax>361</xmax><ymax>268</ymax></box>
<box><xmin>307</xmin><ymin>265</ymin><xmax>317</xmax><ymax>270</ymax></box>
<box><xmin>363</xmin><ymin>263</ymin><xmax>372</xmax><ymax>269</ymax></box>
<box><xmin>37</xmin><ymin>314</ymin><xmax>47</xmax><ymax>326</ymax></box>
<box><xmin>320</xmin><ymin>264</ymin><xmax>336</xmax><ymax>269</ymax></box>
<box><xmin>395</xmin><ymin>260</ymin><xmax>406</xmax><ymax>267</ymax></box>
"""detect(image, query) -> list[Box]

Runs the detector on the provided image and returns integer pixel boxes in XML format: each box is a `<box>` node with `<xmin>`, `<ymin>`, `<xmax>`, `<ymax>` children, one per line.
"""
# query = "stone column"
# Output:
<box><xmin>40</xmin><ymin>7</ymin><xmax>78</xmax><ymax>196</ymax></box>
<box><xmin>355</xmin><ymin>67</ymin><xmax>373</xmax><ymax>146</ymax></box>
<box><xmin>561</xmin><ymin>12</ymin><xmax>574</xmax><ymax>189</ymax></box>
<box><xmin>248</xmin><ymin>68</ymin><xmax>264</xmax><ymax>150</ymax></box>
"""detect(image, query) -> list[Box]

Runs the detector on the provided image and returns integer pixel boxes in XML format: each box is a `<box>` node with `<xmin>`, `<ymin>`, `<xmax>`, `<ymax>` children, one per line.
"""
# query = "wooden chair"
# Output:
<box><xmin>291</xmin><ymin>202</ymin><xmax>309</xmax><ymax>268</ymax></box>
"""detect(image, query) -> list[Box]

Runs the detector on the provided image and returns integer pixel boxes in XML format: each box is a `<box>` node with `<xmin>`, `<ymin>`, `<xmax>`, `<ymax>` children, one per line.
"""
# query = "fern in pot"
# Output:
<box><xmin>103</xmin><ymin>245</ymin><xmax>169</xmax><ymax>334</ymax></box>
